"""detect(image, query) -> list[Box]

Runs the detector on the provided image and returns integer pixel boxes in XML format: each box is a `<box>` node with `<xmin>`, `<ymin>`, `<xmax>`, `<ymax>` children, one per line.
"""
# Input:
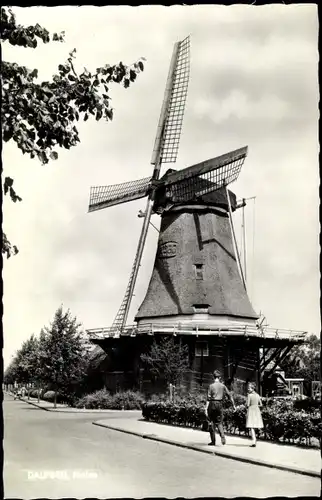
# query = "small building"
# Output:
<box><xmin>262</xmin><ymin>363</ymin><xmax>305</xmax><ymax>398</ymax></box>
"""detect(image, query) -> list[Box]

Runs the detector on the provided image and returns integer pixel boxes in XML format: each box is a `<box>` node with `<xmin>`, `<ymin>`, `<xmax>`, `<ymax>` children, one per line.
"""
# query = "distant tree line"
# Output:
<box><xmin>4</xmin><ymin>306</ymin><xmax>90</xmax><ymax>407</ymax></box>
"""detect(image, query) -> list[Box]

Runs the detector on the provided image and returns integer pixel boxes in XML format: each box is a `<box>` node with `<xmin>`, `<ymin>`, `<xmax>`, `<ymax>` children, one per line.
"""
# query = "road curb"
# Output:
<box><xmin>92</xmin><ymin>421</ymin><xmax>320</xmax><ymax>479</ymax></box>
<box><xmin>93</xmin><ymin>421</ymin><xmax>216</xmax><ymax>455</ymax></box>
<box><xmin>15</xmin><ymin>397</ymin><xmax>51</xmax><ymax>411</ymax></box>
<box><xmin>10</xmin><ymin>394</ymin><xmax>140</xmax><ymax>414</ymax></box>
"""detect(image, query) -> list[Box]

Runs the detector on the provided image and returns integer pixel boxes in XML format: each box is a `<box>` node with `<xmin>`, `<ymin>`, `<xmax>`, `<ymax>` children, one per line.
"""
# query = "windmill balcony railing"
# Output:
<box><xmin>86</xmin><ymin>323</ymin><xmax>307</xmax><ymax>342</ymax></box>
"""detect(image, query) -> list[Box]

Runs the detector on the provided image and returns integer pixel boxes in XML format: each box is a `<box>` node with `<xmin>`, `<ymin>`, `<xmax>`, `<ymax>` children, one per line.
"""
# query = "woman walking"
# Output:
<box><xmin>246</xmin><ymin>383</ymin><xmax>263</xmax><ymax>447</ymax></box>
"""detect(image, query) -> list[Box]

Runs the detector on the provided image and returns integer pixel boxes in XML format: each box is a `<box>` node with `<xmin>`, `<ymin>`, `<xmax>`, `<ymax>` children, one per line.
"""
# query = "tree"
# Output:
<box><xmin>4</xmin><ymin>335</ymin><xmax>40</xmax><ymax>395</ymax></box>
<box><xmin>35</xmin><ymin>328</ymin><xmax>47</xmax><ymax>401</ymax></box>
<box><xmin>279</xmin><ymin>334</ymin><xmax>321</xmax><ymax>384</ymax></box>
<box><xmin>1</xmin><ymin>6</ymin><xmax>145</xmax><ymax>256</ymax></box>
<box><xmin>39</xmin><ymin>306</ymin><xmax>88</xmax><ymax>407</ymax></box>
<box><xmin>264</xmin><ymin>335</ymin><xmax>321</xmax><ymax>395</ymax></box>
<box><xmin>15</xmin><ymin>334</ymin><xmax>40</xmax><ymax>397</ymax></box>
<box><xmin>4</xmin><ymin>358</ymin><xmax>19</xmax><ymax>388</ymax></box>
<box><xmin>140</xmin><ymin>336</ymin><xmax>190</xmax><ymax>386</ymax></box>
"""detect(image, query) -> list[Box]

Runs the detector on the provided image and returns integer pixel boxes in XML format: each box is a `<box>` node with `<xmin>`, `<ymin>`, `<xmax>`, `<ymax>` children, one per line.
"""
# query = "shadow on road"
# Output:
<box><xmin>225</xmin><ymin>443</ymin><xmax>252</xmax><ymax>447</ymax></box>
<box><xmin>20</xmin><ymin>407</ymin><xmax>42</xmax><ymax>411</ymax></box>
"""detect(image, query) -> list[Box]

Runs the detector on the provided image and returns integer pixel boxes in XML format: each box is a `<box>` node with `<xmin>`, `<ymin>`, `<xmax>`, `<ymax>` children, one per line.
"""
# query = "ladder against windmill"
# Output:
<box><xmin>86</xmin><ymin>37</ymin><xmax>307</xmax><ymax>395</ymax></box>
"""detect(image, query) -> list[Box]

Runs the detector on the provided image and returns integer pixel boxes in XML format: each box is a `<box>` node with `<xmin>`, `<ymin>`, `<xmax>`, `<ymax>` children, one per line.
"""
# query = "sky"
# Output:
<box><xmin>2</xmin><ymin>5</ymin><xmax>320</xmax><ymax>368</ymax></box>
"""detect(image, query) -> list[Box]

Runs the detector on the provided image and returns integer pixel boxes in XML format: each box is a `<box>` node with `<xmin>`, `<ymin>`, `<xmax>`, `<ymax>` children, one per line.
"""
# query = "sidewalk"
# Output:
<box><xmin>6</xmin><ymin>392</ymin><xmax>141</xmax><ymax>414</ymax></box>
<box><xmin>15</xmin><ymin>395</ymin><xmax>68</xmax><ymax>411</ymax></box>
<box><xmin>93</xmin><ymin>417</ymin><xmax>321</xmax><ymax>478</ymax></box>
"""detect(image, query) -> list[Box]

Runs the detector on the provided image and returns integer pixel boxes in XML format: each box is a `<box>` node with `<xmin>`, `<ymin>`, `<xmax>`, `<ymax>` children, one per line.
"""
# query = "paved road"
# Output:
<box><xmin>4</xmin><ymin>394</ymin><xmax>320</xmax><ymax>498</ymax></box>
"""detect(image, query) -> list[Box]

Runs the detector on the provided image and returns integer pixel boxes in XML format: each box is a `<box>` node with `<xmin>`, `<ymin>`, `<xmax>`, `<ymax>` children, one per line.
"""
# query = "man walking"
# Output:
<box><xmin>205</xmin><ymin>370</ymin><xmax>236</xmax><ymax>446</ymax></box>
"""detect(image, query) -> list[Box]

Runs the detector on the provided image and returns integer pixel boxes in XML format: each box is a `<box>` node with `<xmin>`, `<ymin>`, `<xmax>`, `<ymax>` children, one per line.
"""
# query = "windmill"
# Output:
<box><xmin>87</xmin><ymin>36</ymin><xmax>307</xmax><ymax>395</ymax></box>
<box><xmin>89</xmin><ymin>36</ymin><xmax>249</xmax><ymax>335</ymax></box>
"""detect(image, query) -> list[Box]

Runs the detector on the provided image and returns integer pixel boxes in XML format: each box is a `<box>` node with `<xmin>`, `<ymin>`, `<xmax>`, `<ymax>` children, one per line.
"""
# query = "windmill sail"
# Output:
<box><xmin>88</xmin><ymin>176</ymin><xmax>152</xmax><ymax>212</ymax></box>
<box><xmin>151</xmin><ymin>36</ymin><xmax>190</xmax><ymax>165</ymax></box>
<box><xmin>110</xmin><ymin>238</ymin><xmax>143</xmax><ymax>334</ymax></box>
<box><xmin>112</xmin><ymin>36</ymin><xmax>191</xmax><ymax>333</ymax></box>
<box><xmin>162</xmin><ymin>146</ymin><xmax>248</xmax><ymax>202</ymax></box>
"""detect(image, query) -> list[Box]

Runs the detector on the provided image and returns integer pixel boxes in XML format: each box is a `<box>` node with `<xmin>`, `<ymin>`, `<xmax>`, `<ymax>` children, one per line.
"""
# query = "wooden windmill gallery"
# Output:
<box><xmin>86</xmin><ymin>37</ymin><xmax>307</xmax><ymax>396</ymax></box>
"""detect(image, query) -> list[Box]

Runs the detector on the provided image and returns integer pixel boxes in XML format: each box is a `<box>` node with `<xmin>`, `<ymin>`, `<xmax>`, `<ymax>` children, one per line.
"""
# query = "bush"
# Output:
<box><xmin>147</xmin><ymin>393</ymin><xmax>169</xmax><ymax>403</ymax></box>
<box><xmin>74</xmin><ymin>389</ymin><xmax>145</xmax><ymax>410</ymax></box>
<box><xmin>42</xmin><ymin>390</ymin><xmax>65</xmax><ymax>404</ymax></box>
<box><xmin>174</xmin><ymin>391</ymin><xmax>207</xmax><ymax>406</ymax></box>
<box><xmin>142</xmin><ymin>401</ymin><xmax>205</xmax><ymax>427</ymax></box>
<box><xmin>224</xmin><ymin>405</ymin><xmax>247</xmax><ymax>435</ymax></box>
<box><xmin>310</xmin><ymin>412</ymin><xmax>322</xmax><ymax>445</ymax></box>
<box><xmin>75</xmin><ymin>388</ymin><xmax>112</xmax><ymax>409</ymax></box>
<box><xmin>223</xmin><ymin>392</ymin><xmax>247</xmax><ymax>409</ymax></box>
<box><xmin>42</xmin><ymin>390</ymin><xmax>56</xmax><ymax>402</ymax></box>
<box><xmin>31</xmin><ymin>387</ymin><xmax>50</xmax><ymax>400</ymax></box>
<box><xmin>264</xmin><ymin>397</ymin><xmax>294</xmax><ymax>412</ymax></box>
<box><xmin>109</xmin><ymin>390</ymin><xmax>145</xmax><ymax>410</ymax></box>
<box><xmin>141</xmin><ymin>400</ymin><xmax>321</xmax><ymax>447</ymax></box>
<box><xmin>293</xmin><ymin>397</ymin><xmax>321</xmax><ymax>413</ymax></box>
<box><xmin>30</xmin><ymin>389</ymin><xmax>47</xmax><ymax>399</ymax></box>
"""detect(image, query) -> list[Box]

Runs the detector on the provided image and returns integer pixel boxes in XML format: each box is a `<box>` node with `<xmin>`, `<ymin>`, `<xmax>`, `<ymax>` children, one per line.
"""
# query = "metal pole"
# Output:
<box><xmin>257</xmin><ymin>347</ymin><xmax>262</xmax><ymax>396</ymax></box>
<box><xmin>225</xmin><ymin>185</ymin><xmax>247</xmax><ymax>291</ymax></box>
<box><xmin>200</xmin><ymin>344</ymin><xmax>204</xmax><ymax>387</ymax></box>
<box><xmin>138</xmin><ymin>211</ymin><xmax>159</xmax><ymax>233</ymax></box>
<box><xmin>242</xmin><ymin>199</ymin><xmax>247</xmax><ymax>283</ymax></box>
<box><xmin>251</xmin><ymin>197</ymin><xmax>256</xmax><ymax>303</ymax></box>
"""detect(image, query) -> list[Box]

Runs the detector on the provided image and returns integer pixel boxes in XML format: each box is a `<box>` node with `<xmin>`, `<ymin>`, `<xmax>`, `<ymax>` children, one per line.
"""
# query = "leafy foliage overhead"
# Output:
<box><xmin>1</xmin><ymin>6</ymin><xmax>145</xmax><ymax>256</ymax></box>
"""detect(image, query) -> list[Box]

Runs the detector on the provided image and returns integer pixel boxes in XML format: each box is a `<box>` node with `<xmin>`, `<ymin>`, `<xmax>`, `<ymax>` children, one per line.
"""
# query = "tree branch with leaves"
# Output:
<box><xmin>1</xmin><ymin>6</ymin><xmax>145</xmax><ymax>257</ymax></box>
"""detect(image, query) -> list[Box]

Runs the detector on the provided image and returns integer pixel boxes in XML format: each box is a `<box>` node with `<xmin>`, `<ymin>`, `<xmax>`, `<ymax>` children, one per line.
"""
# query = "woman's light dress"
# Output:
<box><xmin>246</xmin><ymin>392</ymin><xmax>263</xmax><ymax>429</ymax></box>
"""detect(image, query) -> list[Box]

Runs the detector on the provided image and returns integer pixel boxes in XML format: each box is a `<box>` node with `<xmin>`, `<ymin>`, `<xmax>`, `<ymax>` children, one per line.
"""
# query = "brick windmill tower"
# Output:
<box><xmin>87</xmin><ymin>37</ymin><xmax>307</xmax><ymax>394</ymax></box>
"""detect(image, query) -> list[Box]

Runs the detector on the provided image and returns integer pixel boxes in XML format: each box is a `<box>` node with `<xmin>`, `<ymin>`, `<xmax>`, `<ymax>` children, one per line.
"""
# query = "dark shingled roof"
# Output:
<box><xmin>136</xmin><ymin>191</ymin><xmax>258</xmax><ymax>322</ymax></box>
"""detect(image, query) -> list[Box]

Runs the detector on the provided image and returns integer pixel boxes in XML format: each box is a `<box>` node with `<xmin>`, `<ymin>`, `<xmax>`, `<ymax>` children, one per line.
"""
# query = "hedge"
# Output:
<box><xmin>142</xmin><ymin>400</ymin><xmax>321</xmax><ymax>447</ymax></box>
<box><xmin>42</xmin><ymin>390</ymin><xmax>66</xmax><ymax>404</ymax></box>
<box><xmin>75</xmin><ymin>389</ymin><xmax>144</xmax><ymax>410</ymax></box>
<box><xmin>29</xmin><ymin>389</ymin><xmax>39</xmax><ymax>398</ymax></box>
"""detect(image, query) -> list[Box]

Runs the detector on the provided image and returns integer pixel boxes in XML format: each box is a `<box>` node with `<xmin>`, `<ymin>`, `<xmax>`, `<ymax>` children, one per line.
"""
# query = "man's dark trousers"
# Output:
<box><xmin>207</xmin><ymin>401</ymin><xmax>226</xmax><ymax>445</ymax></box>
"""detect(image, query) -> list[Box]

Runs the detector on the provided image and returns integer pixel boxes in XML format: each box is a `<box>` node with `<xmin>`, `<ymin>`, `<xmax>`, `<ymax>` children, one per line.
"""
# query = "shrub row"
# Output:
<box><xmin>293</xmin><ymin>397</ymin><xmax>321</xmax><ymax>413</ymax></box>
<box><xmin>27</xmin><ymin>388</ymin><xmax>68</xmax><ymax>404</ymax></box>
<box><xmin>42</xmin><ymin>390</ymin><xmax>67</xmax><ymax>404</ymax></box>
<box><xmin>29</xmin><ymin>389</ymin><xmax>41</xmax><ymax>398</ymax></box>
<box><xmin>142</xmin><ymin>401</ymin><xmax>322</xmax><ymax>447</ymax></box>
<box><xmin>75</xmin><ymin>389</ymin><xmax>145</xmax><ymax>410</ymax></box>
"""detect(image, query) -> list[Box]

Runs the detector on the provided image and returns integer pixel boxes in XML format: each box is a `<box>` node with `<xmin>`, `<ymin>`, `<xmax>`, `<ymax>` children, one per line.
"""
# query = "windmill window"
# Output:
<box><xmin>194</xmin><ymin>264</ymin><xmax>203</xmax><ymax>280</ymax></box>
<box><xmin>195</xmin><ymin>341</ymin><xmax>209</xmax><ymax>357</ymax></box>
<box><xmin>193</xmin><ymin>305</ymin><xmax>209</xmax><ymax>314</ymax></box>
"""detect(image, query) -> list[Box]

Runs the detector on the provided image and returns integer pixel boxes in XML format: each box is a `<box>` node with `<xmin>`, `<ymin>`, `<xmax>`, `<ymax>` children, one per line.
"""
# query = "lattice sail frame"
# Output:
<box><xmin>89</xmin><ymin>176</ymin><xmax>152</xmax><ymax>212</ymax></box>
<box><xmin>110</xmin><ymin>238</ymin><xmax>142</xmax><ymax>333</ymax></box>
<box><xmin>163</xmin><ymin>146</ymin><xmax>248</xmax><ymax>202</ymax></box>
<box><xmin>151</xmin><ymin>36</ymin><xmax>190</xmax><ymax>165</ymax></box>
